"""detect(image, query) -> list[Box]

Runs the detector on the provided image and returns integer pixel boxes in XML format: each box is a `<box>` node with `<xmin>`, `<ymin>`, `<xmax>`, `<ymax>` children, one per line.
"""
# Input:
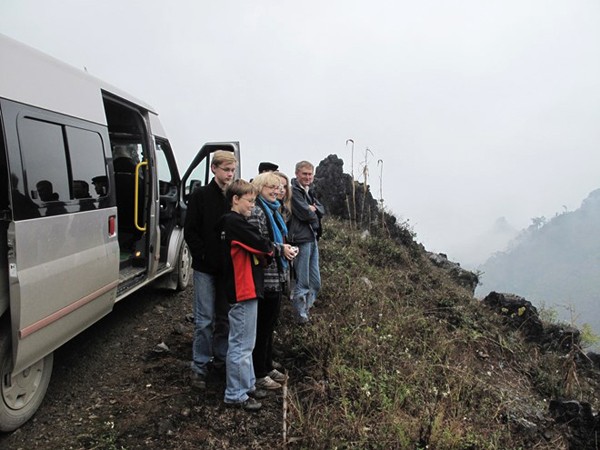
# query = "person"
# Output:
<box><xmin>36</xmin><ymin>180</ymin><xmax>67</xmax><ymax>215</ymax></box>
<box><xmin>248</xmin><ymin>173</ymin><xmax>297</xmax><ymax>391</ymax></box>
<box><xmin>274</xmin><ymin>171</ymin><xmax>292</xmax><ymax>222</ymax></box>
<box><xmin>184</xmin><ymin>150</ymin><xmax>237</xmax><ymax>389</ymax></box>
<box><xmin>217</xmin><ymin>179</ymin><xmax>273</xmax><ymax>411</ymax></box>
<box><xmin>91</xmin><ymin>175</ymin><xmax>108</xmax><ymax>197</ymax></box>
<box><xmin>287</xmin><ymin>161</ymin><xmax>324</xmax><ymax>323</ymax></box>
<box><xmin>258</xmin><ymin>162</ymin><xmax>278</xmax><ymax>173</ymax></box>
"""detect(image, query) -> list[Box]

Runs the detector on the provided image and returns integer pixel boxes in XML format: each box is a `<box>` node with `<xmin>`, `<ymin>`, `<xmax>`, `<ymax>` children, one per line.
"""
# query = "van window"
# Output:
<box><xmin>17</xmin><ymin>117</ymin><xmax>108</xmax><ymax>216</ymax></box>
<box><xmin>19</xmin><ymin>118</ymin><xmax>70</xmax><ymax>206</ymax></box>
<box><xmin>66</xmin><ymin>127</ymin><xmax>106</xmax><ymax>200</ymax></box>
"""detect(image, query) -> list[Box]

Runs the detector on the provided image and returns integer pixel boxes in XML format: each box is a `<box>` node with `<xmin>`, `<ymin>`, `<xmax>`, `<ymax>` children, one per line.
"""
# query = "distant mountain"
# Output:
<box><xmin>476</xmin><ymin>188</ymin><xmax>600</xmax><ymax>337</ymax></box>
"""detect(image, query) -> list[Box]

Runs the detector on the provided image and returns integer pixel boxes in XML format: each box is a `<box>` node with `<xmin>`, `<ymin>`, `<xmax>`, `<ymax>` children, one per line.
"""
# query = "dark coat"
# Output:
<box><xmin>287</xmin><ymin>178</ymin><xmax>324</xmax><ymax>244</ymax></box>
<box><xmin>184</xmin><ymin>178</ymin><xmax>229</xmax><ymax>274</ymax></box>
<box><xmin>217</xmin><ymin>211</ymin><xmax>273</xmax><ymax>303</ymax></box>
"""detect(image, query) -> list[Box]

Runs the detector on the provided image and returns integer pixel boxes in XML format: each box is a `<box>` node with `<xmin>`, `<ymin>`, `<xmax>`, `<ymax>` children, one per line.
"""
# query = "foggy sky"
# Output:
<box><xmin>2</xmin><ymin>0</ymin><xmax>599</xmax><ymax>268</ymax></box>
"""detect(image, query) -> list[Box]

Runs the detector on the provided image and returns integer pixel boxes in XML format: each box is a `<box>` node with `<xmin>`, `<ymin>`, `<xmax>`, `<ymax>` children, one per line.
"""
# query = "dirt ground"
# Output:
<box><xmin>0</xmin><ymin>284</ymin><xmax>287</xmax><ymax>449</ymax></box>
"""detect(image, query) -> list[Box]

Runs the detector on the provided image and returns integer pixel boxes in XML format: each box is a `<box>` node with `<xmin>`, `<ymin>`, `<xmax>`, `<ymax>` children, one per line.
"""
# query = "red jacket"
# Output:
<box><xmin>217</xmin><ymin>211</ymin><xmax>273</xmax><ymax>303</ymax></box>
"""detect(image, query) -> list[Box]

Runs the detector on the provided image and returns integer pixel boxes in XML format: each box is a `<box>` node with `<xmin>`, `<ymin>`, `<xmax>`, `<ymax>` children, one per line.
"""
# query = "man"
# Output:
<box><xmin>257</xmin><ymin>162</ymin><xmax>278</xmax><ymax>173</ymax></box>
<box><xmin>184</xmin><ymin>150</ymin><xmax>237</xmax><ymax>388</ymax></box>
<box><xmin>287</xmin><ymin>161</ymin><xmax>324</xmax><ymax>323</ymax></box>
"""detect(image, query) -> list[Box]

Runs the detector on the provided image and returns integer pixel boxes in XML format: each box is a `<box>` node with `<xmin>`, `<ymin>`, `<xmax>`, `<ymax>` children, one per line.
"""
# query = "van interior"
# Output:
<box><xmin>103</xmin><ymin>97</ymin><xmax>149</xmax><ymax>289</ymax></box>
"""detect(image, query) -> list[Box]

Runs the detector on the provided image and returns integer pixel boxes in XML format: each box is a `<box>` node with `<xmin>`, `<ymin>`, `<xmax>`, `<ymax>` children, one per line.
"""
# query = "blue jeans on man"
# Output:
<box><xmin>292</xmin><ymin>240</ymin><xmax>321</xmax><ymax>322</ymax></box>
<box><xmin>191</xmin><ymin>271</ymin><xmax>229</xmax><ymax>376</ymax></box>
<box><xmin>224</xmin><ymin>299</ymin><xmax>258</xmax><ymax>404</ymax></box>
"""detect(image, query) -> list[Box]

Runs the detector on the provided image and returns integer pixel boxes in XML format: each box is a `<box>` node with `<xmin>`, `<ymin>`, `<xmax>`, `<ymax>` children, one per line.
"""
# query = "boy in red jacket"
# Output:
<box><xmin>217</xmin><ymin>179</ymin><xmax>273</xmax><ymax>411</ymax></box>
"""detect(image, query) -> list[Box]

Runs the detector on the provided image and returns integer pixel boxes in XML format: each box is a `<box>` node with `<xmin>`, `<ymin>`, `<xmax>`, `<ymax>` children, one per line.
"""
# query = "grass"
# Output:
<box><xmin>278</xmin><ymin>217</ymin><xmax>599</xmax><ymax>449</ymax></box>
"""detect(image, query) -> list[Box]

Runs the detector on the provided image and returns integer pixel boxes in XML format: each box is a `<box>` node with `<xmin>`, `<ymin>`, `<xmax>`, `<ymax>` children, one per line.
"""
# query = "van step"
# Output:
<box><xmin>118</xmin><ymin>266</ymin><xmax>146</xmax><ymax>294</ymax></box>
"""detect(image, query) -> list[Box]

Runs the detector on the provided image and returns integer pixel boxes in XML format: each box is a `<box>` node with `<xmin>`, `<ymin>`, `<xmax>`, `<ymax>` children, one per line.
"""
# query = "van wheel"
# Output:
<box><xmin>176</xmin><ymin>241</ymin><xmax>191</xmax><ymax>291</ymax></box>
<box><xmin>0</xmin><ymin>335</ymin><xmax>53</xmax><ymax>432</ymax></box>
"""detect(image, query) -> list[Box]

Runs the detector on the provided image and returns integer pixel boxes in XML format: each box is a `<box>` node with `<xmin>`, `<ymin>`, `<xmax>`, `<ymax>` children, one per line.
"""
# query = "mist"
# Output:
<box><xmin>2</xmin><ymin>0</ymin><xmax>599</xmax><ymax>266</ymax></box>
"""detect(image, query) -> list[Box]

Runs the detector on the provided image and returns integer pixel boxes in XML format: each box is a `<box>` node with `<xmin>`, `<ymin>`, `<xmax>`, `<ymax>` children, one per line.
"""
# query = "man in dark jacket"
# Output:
<box><xmin>287</xmin><ymin>160</ymin><xmax>324</xmax><ymax>323</ymax></box>
<box><xmin>184</xmin><ymin>150</ymin><xmax>237</xmax><ymax>388</ymax></box>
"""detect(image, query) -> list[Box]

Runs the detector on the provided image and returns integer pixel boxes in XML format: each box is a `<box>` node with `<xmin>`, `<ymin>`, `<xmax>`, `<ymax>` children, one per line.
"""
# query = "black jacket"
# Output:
<box><xmin>287</xmin><ymin>178</ymin><xmax>324</xmax><ymax>244</ymax></box>
<box><xmin>184</xmin><ymin>178</ymin><xmax>229</xmax><ymax>274</ymax></box>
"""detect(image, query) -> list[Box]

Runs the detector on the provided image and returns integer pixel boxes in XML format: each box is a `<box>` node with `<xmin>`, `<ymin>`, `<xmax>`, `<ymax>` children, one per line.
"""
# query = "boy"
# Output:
<box><xmin>217</xmin><ymin>179</ymin><xmax>273</xmax><ymax>411</ymax></box>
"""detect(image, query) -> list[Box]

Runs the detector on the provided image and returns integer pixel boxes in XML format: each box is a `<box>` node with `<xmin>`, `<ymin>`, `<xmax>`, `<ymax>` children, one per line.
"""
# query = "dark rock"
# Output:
<box><xmin>586</xmin><ymin>352</ymin><xmax>600</xmax><ymax>370</ymax></box>
<box><xmin>549</xmin><ymin>399</ymin><xmax>599</xmax><ymax>450</ymax></box>
<box><xmin>541</xmin><ymin>323</ymin><xmax>581</xmax><ymax>352</ymax></box>
<box><xmin>312</xmin><ymin>154</ymin><xmax>419</xmax><ymax>249</ymax></box>
<box><xmin>482</xmin><ymin>292</ymin><xmax>544</xmax><ymax>340</ymax></box>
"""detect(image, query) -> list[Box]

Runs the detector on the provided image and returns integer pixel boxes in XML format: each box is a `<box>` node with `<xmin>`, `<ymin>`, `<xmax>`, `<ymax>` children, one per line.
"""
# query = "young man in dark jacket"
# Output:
<box><xmin>287</xmin><ymin>161</ymin><xmax>325</xmax><ymax>323</ymax></box>
<box><xmin>217</xmin><ymin>179</ymin><xmax>273</xmax><ymax>411</ymax></box>
<box><xmin>184</xmin><ymin>150</ymin><xmax>237</xmax><ymax>388</ymax></box>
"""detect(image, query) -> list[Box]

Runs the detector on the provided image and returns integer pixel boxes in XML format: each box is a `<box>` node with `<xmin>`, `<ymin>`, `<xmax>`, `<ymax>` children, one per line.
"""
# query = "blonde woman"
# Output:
<box><xmin>248</xmin><ymin>172</ymin><xmax>297</xmax><ymax>390</ymax></box>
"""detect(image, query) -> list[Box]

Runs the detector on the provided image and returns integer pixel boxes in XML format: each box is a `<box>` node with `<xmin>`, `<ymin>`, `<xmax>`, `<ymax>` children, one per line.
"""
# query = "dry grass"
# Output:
<box><xmin>277</xmin><ymin>217</ymin><xmax>599</xmax><ymax>449</ymax></box>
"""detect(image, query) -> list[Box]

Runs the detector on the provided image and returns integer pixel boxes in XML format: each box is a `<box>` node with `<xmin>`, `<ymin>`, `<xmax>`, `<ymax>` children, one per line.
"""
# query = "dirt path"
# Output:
<box><xmin>0</xmin><ymin>286</ymin><xmax>283</xmax><ymax>449</ymax></box>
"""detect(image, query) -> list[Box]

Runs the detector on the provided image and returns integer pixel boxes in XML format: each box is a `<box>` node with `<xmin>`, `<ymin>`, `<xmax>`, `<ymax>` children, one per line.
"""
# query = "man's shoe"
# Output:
<box><xmin>225</xmin><ymin>397</ymin><xmax>262</xmax><ymax>412</ymax></box>
<box><xmin>255</xmin><ymin>376</ymin><xmax>282</xmax><ymax>390</ymax></box>
<box><xmin>268</xmin><ymin>369</ymin><xmax>287</xmax><ymax>383</ymax></box>
<box><xmin>190</xmin><ymin>372</ymin><xmax>206</xmax><ymax>389</ymax></box>
<box><xmin>248</xmin><ymin>388</ymin><xmax>268</xmax><ymax>400</ymax></box>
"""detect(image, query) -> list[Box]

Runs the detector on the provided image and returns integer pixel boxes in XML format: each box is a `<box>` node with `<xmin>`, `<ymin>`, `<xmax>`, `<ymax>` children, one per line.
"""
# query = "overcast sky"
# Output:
<box><xmin>2</xmin><ymin>0</ymin><xmax>599</xmax><ymax>268</ymax></box>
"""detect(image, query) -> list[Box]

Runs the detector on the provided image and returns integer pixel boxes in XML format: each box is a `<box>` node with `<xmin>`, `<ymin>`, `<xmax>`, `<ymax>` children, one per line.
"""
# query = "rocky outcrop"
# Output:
<box><xmin>312</xmin><ymin>154</ymin><xmax>421</xmax><ymax>248</ymax></box>
<box><xmin>312</xmin><ymin>154</ymin><xmax>380</xmax><ymax>231</ymax></box>
<box><xmin>428</xmin><ymin>252</ymin><xmax>479</xmax><ymax>294</ymax></box>
<box><xmin>481</xmin><ymin>291</ymin><xmax>583</xmax><ymax>351</ymax></box>
<box><xmin>312</xmin><ymin>154</ymin><xmax>479</xmax><ymax>292</ymax></box>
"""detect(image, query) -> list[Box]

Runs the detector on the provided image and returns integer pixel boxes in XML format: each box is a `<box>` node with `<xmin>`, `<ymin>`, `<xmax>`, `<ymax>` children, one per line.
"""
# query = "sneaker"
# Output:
<box><xmin>248</xmin><ymin>388</ymin><xmax>268</xmax><ymax>400</ymax></box>
<box><xmin>225</xmin><ymin>397</ymin><xmax>262</xmax><ymax>412</ymax></box>
<box><xmin>268</xmin><ymin>369</ymin><xmax>287</xmax><ymax>383</ymax></box>
<box><xmin>190</xmin><ymin>372</ymin><xmax>206</xmax><ymax>389</ymax></box>
<box><xmin>255</xmin><ymin>376</ymin><xmax>282</xmax><ymax>390</ymax></box>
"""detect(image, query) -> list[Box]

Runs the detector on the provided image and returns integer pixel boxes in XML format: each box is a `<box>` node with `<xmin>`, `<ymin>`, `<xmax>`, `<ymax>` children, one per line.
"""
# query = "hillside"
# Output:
<box><xmin>1</xmin><ymin>155</ymin><xmax>598</xmax><ymax>449</ymax></box>
<box><xmin>477</xmin><ymin>188</ymin><xmax>600</xmax><ymax>338</ymax></box>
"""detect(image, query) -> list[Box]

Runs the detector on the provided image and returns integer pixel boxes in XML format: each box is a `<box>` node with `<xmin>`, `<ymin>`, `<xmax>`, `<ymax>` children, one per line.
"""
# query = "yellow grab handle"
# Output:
<box><xmin>134</xmin><ymin>161</ymin><xmax>148</xmax><ymax>232</ymax></box>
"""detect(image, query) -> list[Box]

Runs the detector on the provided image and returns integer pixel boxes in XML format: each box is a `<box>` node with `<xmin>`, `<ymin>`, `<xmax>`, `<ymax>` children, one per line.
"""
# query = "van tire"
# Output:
<box><xmin>0</xmin><ymin>333</ymin><xmax>53</xmax><ymax>432</ymax></box>
<box><xmin>176</xmin><ymin>241</ymin><xmax>191</xmax><ymax>291</ymax></box>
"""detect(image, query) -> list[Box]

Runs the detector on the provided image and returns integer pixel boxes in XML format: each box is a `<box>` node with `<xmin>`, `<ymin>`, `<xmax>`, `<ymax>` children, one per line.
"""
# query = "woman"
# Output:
<box><xmin>274</xmin><ymin>171</ymin><xmax>293</xmax><ymax>299</ymax></box>
<box><xmin>249</xmin><ymin>172</ymin><xmax>297</xmax><ymax>390</ymax></box>
<box><xmin>274</xmin><ymin>171</ymin><xmax>292</xmax><ymax>222</ymax></box>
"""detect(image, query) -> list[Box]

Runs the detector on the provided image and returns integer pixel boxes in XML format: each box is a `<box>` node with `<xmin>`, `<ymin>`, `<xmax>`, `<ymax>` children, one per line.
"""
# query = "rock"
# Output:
<box><xmin>540</xmin><ymin>323</ymin><xmax>581</xmax><ymax>352</ymax></box>
<box><xmin>154</xmin><ymin>342</ymin><xmax>170</xmax><ymax>352</ymax></box>
<box><xmin>482</xmin><ymin>292</ymin><xmax>544</xmax><ymax>340</ymax></box>
<box><xmin>360</xmin><ymin>277</ymin><xmax>373</xmax><ymax>289</ymax></box>
<box><xmin>549</xmin><ymin>400</ymin><xmax>599</xmax><ymax>450</ymax></box>
<box><xmin>312</xmin><ymin>154</ymin><xmax>419</xmax><ymax>249</ymax></box>
<box><xmin>428</xmin><ymin>252</ymin><xmax>479</xmax><ymax>294</ymax></box>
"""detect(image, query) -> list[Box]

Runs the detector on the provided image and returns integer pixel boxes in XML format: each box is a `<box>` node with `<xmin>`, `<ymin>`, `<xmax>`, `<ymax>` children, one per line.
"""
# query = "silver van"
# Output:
<box><xmin>0</xmin><ymin>34</ymin><xmax>239</xmax><ymax>431</ymax></box>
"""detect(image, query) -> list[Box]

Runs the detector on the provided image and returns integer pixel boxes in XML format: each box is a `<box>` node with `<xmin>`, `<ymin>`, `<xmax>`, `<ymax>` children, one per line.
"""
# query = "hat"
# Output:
<box><xmin>258</xmin><ymin>162</ymin><xmax>279</xmax><ymax>173</ymax></box>
<box><xmin>92</xmin><ymin>175</ymin><xmax>108</xmax><ymax>184</ymax></box>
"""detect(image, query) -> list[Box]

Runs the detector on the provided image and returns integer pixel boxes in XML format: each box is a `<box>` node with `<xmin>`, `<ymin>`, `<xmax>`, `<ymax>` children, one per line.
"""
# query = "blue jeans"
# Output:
<box><xmin>191</xmin><ymin>271</ymin><xmax>229</xmax><ymax>376</ymax></box>
<box><xmin>224</xmin><ymin>299</ymin><xmax>258</xmax><ymax>403</ymax></box>
<box><xmin>292</xmin><ymin>240</ymin><xmax>321</xmax><ymax>321</ymax></box>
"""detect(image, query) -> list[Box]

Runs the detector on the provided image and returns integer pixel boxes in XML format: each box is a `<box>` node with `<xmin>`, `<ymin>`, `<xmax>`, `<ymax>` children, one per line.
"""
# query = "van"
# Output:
<box><xmin>0</xmin><ymin>33</ymin><xmax>240</xmax><ymax>431</ymax></box>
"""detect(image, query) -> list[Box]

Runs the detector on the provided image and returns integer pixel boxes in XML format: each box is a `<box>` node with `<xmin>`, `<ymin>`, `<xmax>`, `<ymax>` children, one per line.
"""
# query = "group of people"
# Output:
<box><xmin>184</xmin><ymin>151</ymin><xmax>324</xmax><ymax>411</ymax></box>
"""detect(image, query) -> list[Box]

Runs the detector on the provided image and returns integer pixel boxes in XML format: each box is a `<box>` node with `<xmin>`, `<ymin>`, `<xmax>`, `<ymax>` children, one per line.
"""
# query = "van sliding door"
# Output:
<box><xmin>1</xmin><ymin>100</ymin><xmax>119</xmax><ymax>374</ymax></box>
